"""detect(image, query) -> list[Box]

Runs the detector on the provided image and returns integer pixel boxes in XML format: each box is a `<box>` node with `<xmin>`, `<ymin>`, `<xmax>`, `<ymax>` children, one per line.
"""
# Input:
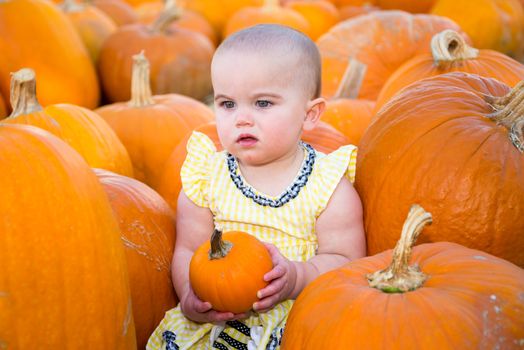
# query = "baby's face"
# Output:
<box><xmin>211</xmin><ymin>50</ymin><xmax>314</xmax><ymax>166</ymax></box>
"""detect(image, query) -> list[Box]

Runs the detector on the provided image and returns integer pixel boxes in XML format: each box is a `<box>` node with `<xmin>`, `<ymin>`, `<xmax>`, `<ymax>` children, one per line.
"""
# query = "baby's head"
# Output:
<box><xmin>211</xmin><ymin>24</ymin><xmax>325</xmax><ymax>166</ymax></box>
<box><xmin>212</xmin><ymin>24</ymin><xmax>321</xmax><ymax>100</ymax></box>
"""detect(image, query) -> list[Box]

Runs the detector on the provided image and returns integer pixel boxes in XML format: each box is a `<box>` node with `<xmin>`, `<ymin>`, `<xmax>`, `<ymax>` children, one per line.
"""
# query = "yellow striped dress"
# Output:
<box><xmin>147</xmin><ymin>131</ymin><xmax>357</xmax><ymax>350</ymax></box>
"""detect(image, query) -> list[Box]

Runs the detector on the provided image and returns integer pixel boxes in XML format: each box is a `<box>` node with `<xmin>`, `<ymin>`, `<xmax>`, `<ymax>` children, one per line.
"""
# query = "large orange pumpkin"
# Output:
<box><xmin>317</xmin><ymin>10</ymin><xmax>469</xmax><ymax>100</ymax></box>
<box><xmin>223</xmin><ymin>0</ymin><xmax>311</xmax><ymax>39</ymax></box>
<box><xmin>431</xmin><ymin>0</ymin><xmax>524</xmax><ymax>61</ymax></box>
<box><xmin>190</xmin><ymin>230</ymin><xmax>273</xmax><ymax>313</ymax></box>
<box><xmin>96</xmin><ymin>52</ymin><xmax>212</xmax><ymax>189</ymax></box>
<box><xmin>375</xmin><ymin>29</ymin><xmax>524</xmax><ymax>111</ymax></box>
<box><xmin>321</xmin><ymin>58</ymin><xmax>375</xmax><ymax>145</ymax></box>
<box><xmin>0</xmin><ymin>124</ymin><xmax>136</xmax><ymax>348</ymax></box>
<box><xmin>282</xmin><ymin>205</ymin><xmax>524</xmax><ymax>349</ymax></box>
<box><xmin>95</xmin><ymin>168</ymin><xmax>177</xmax><ymax>350</ymax></box>
<box><xmin>2</xmin><ymin>68</ymin><xmax>134</xmax><ymax>176</ymax></box>
<box><xmin>0</xmin><ymin>0</ymin><xmax>100</xmax><ymax>108</ymax></box>
<box><xmin>0</xmin><ymin>92</ymin><xmax>6</xmax><ymax>119</ymax></box>
<box><xmin>356</xmin><ymin>72</ymin><xmax>524</xmax><ymax>267</ymax></box>
<box><xmin>157</xmin><ymin>120</ymin><xmax>349</xmax><ymax>212</ymax></box>
<box><xmin>59</xmin><ymin>0</ymin><xmax>118</xmax><ymax>64</ymax></box>
<box><xmin>98</xmin><ymin>5</ymin><xmax>214</xmax><ymax>102</ymax></box>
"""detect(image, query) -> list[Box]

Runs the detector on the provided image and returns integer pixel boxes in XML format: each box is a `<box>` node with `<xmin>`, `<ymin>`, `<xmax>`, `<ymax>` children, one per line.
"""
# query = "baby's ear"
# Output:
<box><xmin>303</xmin><ymin>97</ymin><xmax>326</xmax><ymax>131</ymax></box>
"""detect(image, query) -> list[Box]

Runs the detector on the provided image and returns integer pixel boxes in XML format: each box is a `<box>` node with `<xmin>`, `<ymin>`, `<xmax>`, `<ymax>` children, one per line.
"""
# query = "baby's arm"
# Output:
<box><xmin>254</xmin><ymin>177</ymin><xmax>366</xmax><ymax>312</ymax></box>
<box><xmin>173</xmin><ymin>191</ymin><xmax>249</xmax><ymax>323</ymax></box>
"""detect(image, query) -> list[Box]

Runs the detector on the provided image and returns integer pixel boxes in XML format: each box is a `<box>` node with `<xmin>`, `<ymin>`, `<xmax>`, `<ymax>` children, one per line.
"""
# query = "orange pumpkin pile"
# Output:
<box><xmin>2</xmin><ymin>0</ymin><xmax>524</xmax><ymax>347</ymax></box>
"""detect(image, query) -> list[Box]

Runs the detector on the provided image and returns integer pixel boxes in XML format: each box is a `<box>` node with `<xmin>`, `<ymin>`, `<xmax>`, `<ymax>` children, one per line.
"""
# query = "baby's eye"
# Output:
<box><xmin>256</xmin><ymin>100</ymin><xmax>272</xmax><ymax>108</ymax></box>
<box><xmin>220</xmin><ymin>101</ymin><xmax>235</xmax><ymax>109</ymax></box>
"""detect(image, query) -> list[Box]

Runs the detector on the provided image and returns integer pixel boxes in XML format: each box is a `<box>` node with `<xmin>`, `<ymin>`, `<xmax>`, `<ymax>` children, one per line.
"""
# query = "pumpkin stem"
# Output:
<box><xmin>485</xmin><ymin>80</ymin><xmax>524</xmax><ymax>152</ymax></box>
<box><xmin>209</xmin><ymin>229</ymin><xmax>233</xmax><ymax>260</ymax></box>
<box><xmin>59</xmin><ymin>0</ymin><xmax>84</xmax><ymax>12</ymax></box>
<box><xmin>333</xmin><ymin>57</ymin><xmax>367</xmax><ymax>100</ymax></box>
<box><xmin>151</xmin><ymin>2</ymin><xmax>182</xmax><ymax>32</ymax></box>
<box><xmin>367</xmin><ymin>204</ymin><xmax>432</xmax><ymax>293</ymax></box>
<box><xmin>129</xmin><ymin>51</ymin><xmax>155</xmax><ymax>107</ymax></box>
<box><xmin>430</xmin><ymin>29</ymin><xmax>479</xmax><ymax>69</ymax></box>
<box><xmin>8</xmin><ymin>68</ymin><xmax>44</xmax><ymax>118</ymax></box>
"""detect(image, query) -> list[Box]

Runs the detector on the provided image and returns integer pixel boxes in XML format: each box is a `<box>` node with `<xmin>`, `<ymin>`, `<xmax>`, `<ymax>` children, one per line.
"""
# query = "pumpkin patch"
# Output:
<box><xmin>3</xmin><ymin>0</ymin><xmax>524</xmax><ymax>347</ymax></box>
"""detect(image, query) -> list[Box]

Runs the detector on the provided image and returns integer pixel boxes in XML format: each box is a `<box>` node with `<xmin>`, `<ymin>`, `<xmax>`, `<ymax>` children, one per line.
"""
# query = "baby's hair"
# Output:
<box><xmin>214</xmin><ymin>24</ymin><xmax>322</xmax><ymax>99</ymax></box>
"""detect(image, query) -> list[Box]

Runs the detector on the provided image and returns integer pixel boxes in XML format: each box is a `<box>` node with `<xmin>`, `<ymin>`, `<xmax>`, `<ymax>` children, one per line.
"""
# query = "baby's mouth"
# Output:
<box><xmin>236</xmin><ymin>134</ymin><xmax>258</xmax><ymax>145</ymax></box>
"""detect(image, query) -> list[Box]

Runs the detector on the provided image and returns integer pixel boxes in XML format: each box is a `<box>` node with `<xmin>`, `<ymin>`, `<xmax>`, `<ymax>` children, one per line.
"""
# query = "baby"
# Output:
<box><xmin>147</xmin><ymin>23</ymin><xmax>366</xmax><ymax>350</ymax></box>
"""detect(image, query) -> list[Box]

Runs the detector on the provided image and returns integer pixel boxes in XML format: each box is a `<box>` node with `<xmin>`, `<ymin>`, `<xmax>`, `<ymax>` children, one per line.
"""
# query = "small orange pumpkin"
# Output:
<box><xmin>190</xmin><ymin>230</ymin><xmax>273</xmax><ymax>313</ymax></box>
<box><xmin>91</xmin><ymin>0</ymin><xmax>139</xmax><ymax>26</ymax></box>
<box><xmin>282</xmin><ymin>205</ymin><xmax>524</xmax><ymax>349</ymax></box>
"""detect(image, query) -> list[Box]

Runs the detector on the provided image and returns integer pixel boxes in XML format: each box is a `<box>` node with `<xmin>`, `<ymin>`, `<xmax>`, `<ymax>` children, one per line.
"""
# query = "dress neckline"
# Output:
<box><xmin>226</xmin><ymin>142</ymin><xmax>316</xmax><ymax>208</ymax></box>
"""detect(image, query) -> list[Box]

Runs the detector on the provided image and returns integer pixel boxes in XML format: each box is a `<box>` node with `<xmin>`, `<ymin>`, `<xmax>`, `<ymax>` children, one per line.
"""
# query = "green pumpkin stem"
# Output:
<box><xmin>485</xmin><ymin>80</ymin><xmax>524</xmax><ymax>152</ymax></box>
<box><xmin>209</xmin><ymin>229</ymin><xmax>233</xmax><ymax>260</ymax></box>
<box><xmin>367</xmin><ymin>205</ymin><xmax>432</xmax><ymax>293</ymax></box>
<box><xmin>129</xmin><ymin>51</ymin><xmax>154</xmax><ymax>107</ymax></box>
<box><xmin>334</xmin><ymin>57</ymin><xmax>367</xmax><ymax>100</ymax></box>
<box><xmin>9</xmin><ymin>68</ymin><xmax>44</xmax><ymax>118</ymax></box>
<box><xmin>430</xmin><ymin>29</ymin><xmax>479</xmax><ymax>69</ymax></box>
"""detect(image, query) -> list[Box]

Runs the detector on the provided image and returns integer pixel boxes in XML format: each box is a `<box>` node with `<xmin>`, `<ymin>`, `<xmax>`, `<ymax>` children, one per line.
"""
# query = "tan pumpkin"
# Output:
<box><xmin>190</xmin><ymin>230</ymin><xmax>273</xmax><ymax>313</ymax></box>
<box><xmin>95</xmin><ymin>168</ymin><xmax>177</xmax><ymax>350</ymax></box>
<box><xmin>317</xmin><ymin>10</ymin><xmax>469</xmax><ymax>100</ymax></box>
<box><xmin>431</xmin><ymin>0</ymin><xmax>524</xmax><ymax>61</ymax></box>
<box><xmin>2</xmin><ymin>68</ymin><xmax>133</xmax><ymax>176</ymax></box>
<box><xmin>0</xmin><ymin>0</ymin><xmax>100</xmax><ymax>108</ymax></box>
<box><xmin>356</xmin><ymin>72</ymin><xmax>524</xmax><ymax>267</ymax></box>
<box><xmin>375</xmin><ymin>29</ymin><xmax>524</xmax><ymax>111</ymax></box>
<box><xmin>282</xmin><ymin>205</ymin><xmax>524</xmax><ymax>349</ymax></box>
<box><xmin>98</xmin><ymin>5</ymin><xmax>214</xmax><ymax>102</ymax></box>
<box><xmin>284</xmin><ymin>0</ymin><xmax>340</xmax><ymax>40</ymax></box>
<box><xmin>322</xmin><ymin>58</ymin><xmax>375</xmax><ymax>145</ymax></box>
<box><xmin>157</xmin><ymin>120</ymin><xmax>349</xmax><ymax>212</ymax></box>
<box><xmin>59</xmin><ymin>0</ymin><xmax>118</xmax><ymax>64</ymax></box>
<box><xmin>91</xmin><ymin>0</ymin><xmax>139</xmax><ymax>26</ymax></box>
<box><xmin>0</xmin><ymin>124</ymin><xmax>136</xmax><ymax>349</ymax></box>
<box><xmin>223</xmin><ymin>0</ymin><xmax>311</xmax><ymax>39</ymax></box>
<box><xmin>96</xmin><ymin>52</ymin><xmax>212</xmax><ymax>189</ymax></box>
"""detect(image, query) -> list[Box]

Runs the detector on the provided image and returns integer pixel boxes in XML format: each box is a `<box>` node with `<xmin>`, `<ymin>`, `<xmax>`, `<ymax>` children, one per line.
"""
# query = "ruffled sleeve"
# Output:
<box><xmin>180</xmin><ymin>131</ymin><xmax>217</xmax><ymax>208</ymax></box>
<box><xmin>314</xmin><ymin>144</ymin><xmax>358</xmax><ymax>216</ymax></box>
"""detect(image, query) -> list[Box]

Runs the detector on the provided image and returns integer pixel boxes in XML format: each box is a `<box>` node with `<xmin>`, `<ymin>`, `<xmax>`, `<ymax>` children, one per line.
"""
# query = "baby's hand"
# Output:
<box><xmin>253</xmin><ymin>243</ymin><xmax>297</xmax><ymax>313</ymax></box>
<box><xmin>180</xmin><ymin>288</ymin><xmax>250</xmax><ymax>324</ymax></box>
